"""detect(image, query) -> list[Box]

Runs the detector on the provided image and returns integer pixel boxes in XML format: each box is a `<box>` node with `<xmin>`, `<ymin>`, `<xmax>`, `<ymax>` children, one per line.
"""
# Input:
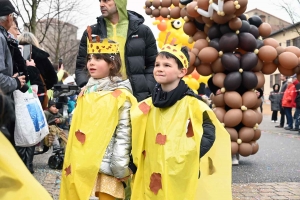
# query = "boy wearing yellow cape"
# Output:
<box><xmin>130</xmin><ymin>44</ymin><xmax>232</xmax><ymax>200</ymax></box>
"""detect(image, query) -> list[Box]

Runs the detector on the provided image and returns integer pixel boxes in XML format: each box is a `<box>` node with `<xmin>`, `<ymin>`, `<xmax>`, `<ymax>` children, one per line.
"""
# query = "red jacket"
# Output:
<box><xmin>282</xmin><ymin>80</ymin><xmax>299</xmax><ymax>108</ymax></box>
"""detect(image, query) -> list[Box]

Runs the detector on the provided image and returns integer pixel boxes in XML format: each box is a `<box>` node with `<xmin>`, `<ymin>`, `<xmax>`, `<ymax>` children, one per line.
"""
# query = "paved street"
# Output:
<box><xmin>32</xmin><ymin>106</ymin><xmax>300</xmax><ymax>200</ymax></box>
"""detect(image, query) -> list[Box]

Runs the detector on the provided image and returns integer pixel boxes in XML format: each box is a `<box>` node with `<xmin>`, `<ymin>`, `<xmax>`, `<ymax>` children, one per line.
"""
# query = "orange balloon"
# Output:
<box><xmin>279</xmin><ymin>52</ymin><xmax>298</xmax><ymax>70</ymax></box>
<box><xmin>157</xmin><ymin>21</ymin><xmax>167</xmax><ymax>31</ymax></box>
<box><xmin>258</xmin><ymin>45</ymin><xmax>277</xmax><ymax>62</ymax></box>
<box><xmin>191</xmin><ymin>69</ymin><xmax>200</xmax><ymax>79</ymax></box>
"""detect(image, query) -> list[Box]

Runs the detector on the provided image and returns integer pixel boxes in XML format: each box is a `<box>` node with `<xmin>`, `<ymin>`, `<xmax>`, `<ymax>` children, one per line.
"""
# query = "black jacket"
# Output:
<box><xmin>75</xmin><ymin>11</ymin><xmax>158</xmax><ymax>102</ymax></box>
<box><xmin>31</xmin><ymin>45</ymin><xmax>57</xmax><ymax>89</ymax></box>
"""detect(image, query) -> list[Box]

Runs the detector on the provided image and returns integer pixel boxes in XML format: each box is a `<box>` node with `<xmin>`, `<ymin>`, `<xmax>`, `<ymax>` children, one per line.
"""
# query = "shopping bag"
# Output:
<box><xmin>13</xmin><ymin>82</ymin><xmax>49</xmax><ymax>147</ymax></box>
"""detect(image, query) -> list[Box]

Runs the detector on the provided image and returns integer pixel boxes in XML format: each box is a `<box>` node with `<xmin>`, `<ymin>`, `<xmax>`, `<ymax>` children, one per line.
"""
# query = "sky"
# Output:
<box><xmin>74</xmin><ymin>0</ymin><xmax>296</xmax><ymax>39</ymax></box>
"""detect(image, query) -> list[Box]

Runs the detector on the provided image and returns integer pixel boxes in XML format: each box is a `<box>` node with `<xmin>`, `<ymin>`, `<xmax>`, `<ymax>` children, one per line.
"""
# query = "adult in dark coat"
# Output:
<box><xmin>269</xmin><ymin>83</ymin><xmax>280</xmax><ymax>122</ymax></box>
<box><xmin>275</xmin><ymin>75</ymin><xmax>288</xmax><ymax>128</ymax></box>
<box><xmin>75</xmin><ymin>0</ymin><xmax>158</xmax><ymax>102</ymax></box>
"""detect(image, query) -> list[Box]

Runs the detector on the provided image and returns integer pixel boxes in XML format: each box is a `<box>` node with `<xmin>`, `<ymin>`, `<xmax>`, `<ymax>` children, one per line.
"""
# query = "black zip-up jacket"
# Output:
<box><xmin>75</xmin><ymin>11</ymin><xmax>158</xmax><ymax>102</ymax></box>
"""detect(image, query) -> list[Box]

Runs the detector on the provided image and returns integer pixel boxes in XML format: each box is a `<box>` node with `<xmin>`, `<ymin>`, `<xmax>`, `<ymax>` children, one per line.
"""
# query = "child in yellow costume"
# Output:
<box><xmin>131</xmin><ymin>44</ymin><xmax>232</xmax><ymax>200</ymax></box>
<box><xmin>59</xmin><ymin>30</ymin><xmax>137</xmax><ymax>200</ymax></box>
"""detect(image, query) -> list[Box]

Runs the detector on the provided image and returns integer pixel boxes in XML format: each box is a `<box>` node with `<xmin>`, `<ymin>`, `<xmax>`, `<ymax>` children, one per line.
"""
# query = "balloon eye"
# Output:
<box><xmin>172</xmin><ymin>20</ymin><xmax>182</xmax><ymax>29</ymax></box>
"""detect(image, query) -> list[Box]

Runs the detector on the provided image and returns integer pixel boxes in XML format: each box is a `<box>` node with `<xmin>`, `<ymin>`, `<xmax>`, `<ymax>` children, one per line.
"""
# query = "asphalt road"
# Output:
<box><xmin>232</xmin><ymin>114</ymin><xmax>300</xmax><ymax>183</ymax></box>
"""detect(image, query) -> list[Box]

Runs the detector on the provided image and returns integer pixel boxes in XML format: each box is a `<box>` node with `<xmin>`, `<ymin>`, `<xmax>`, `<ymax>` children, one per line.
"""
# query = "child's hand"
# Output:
<box><xmin>117</xmin><ymin>168</ymin><xmax>133</xmax><ymax>182</ymax></box>
<box><xmin>55</xmin><ymin>118</ymin><xmax>61</xmax><ymax>124</ymax></box>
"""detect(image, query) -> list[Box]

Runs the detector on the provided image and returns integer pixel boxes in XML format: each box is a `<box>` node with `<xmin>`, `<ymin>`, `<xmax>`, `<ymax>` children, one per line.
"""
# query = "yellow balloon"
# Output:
<box><xmin>198</xmin><ymin>75</ymin><xmax>211</xmax><ymax>84</ymax></box>
<box><xmin>183</xmin><ymin>76</ymin><xmax>200</xmax><ymax>90</ymax></box>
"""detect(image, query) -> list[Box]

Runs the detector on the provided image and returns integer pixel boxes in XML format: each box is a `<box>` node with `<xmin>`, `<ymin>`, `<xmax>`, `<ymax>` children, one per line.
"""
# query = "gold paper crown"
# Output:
<box><xmin>160</xmin><ymin>44</ymin><xmax>189</xmax><ymax>69</ymax></box>
<box><xmin>86</xmin><ymin>26</ymin><xmax>119</xmax><ymax>54</ymax></box>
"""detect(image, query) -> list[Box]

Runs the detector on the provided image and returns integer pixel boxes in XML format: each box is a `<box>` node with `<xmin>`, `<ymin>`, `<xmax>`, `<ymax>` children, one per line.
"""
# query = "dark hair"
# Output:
<box><xmin>156</xmin><ymin>46</ymin><xmax>189</xmax><ymax>69</ymax></box>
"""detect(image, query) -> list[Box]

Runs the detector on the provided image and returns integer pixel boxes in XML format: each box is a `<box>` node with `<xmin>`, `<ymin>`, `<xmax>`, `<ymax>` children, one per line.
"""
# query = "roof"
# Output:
<box><xmin>245</xmin><ymin>8</ymin><xmax>292</xmax><ymax>25</ymax></box>
<box><xmin>269</xmin><ymin>21</ymin><xmax>300</xmax><ymax>37</ymax></box>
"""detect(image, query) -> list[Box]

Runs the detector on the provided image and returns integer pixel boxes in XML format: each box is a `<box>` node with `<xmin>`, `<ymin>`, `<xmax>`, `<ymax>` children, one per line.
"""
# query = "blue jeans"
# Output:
<box><xmin>293</xmin><ymin>108</ymin><xmax>300</xmax><ymax>129</ymax></box>
<box><xmin>284</xmin><ymin>107</ymin><xmax>293</xmax><ymax>128</ymax></box>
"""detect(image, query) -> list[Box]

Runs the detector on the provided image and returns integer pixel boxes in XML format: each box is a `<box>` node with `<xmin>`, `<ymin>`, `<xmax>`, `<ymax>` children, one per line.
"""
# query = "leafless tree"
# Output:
<box><xmin>274</xmin><ymin>0</ymin><xmax>300</xmax><ymax>35</ymax></box>
<box><xmin>11</xmin><ymin>0</ymin><xmax>85</xmax><ymax>73</ymax></box>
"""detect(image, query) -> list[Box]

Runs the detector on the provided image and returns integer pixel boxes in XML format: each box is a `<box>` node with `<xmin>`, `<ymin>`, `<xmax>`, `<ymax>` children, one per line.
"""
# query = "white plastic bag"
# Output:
<box><xmin>13</xmin><ymin>86</ymin><xmax>49</xmax><ymax>147</ymax></box>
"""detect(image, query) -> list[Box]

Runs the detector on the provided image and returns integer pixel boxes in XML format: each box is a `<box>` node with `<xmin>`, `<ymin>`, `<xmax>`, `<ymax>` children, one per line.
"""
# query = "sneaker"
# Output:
<box><xmin>232</xmin><ymin>154</ymin><xmax>239</xmax><ymax>166</ymax></box>
<box><xmin>271</xmin><ymin>120</ymin><xmax>275</xmax><ymax>123</ymax></box>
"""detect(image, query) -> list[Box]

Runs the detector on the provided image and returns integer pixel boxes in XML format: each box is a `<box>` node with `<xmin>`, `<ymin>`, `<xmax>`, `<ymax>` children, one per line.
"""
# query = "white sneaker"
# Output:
<box><xmin>271</xmin><ymin>120</ymin><xmax>275</xmax><ymax>123</ymax></box>
<box><xmin>232</xmin><ymin>154</ymin><xmax>239</xmax><ymax>166</ymax></box>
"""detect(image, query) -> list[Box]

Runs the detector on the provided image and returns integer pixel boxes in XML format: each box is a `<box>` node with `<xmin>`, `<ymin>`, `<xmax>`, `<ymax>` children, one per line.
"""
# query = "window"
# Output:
<box><xmin>293</xmin><ymin>37</ymin><xmax>300</xmax><ymax>48</ymax></box>
<box><xmin>286</xmin><ymin>40</ymin><xmax>291</xmax><ymax>46</ymax></box>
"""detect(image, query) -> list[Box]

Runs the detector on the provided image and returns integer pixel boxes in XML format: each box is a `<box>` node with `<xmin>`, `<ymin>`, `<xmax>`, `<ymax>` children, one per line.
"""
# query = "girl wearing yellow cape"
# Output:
<box><xmin>59</xmin><ymin>37</ymin><xmax>137</xmax><ymax>200</ymax></box>
<box><xmin>130</xmin><ymin>44</ymin><xmax>232</xmax><ymax>200</ymax></box>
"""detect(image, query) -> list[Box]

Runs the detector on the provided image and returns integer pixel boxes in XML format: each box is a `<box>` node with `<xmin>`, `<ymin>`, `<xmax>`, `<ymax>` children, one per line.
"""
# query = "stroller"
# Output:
<box><xmin>35</xmin><ymin>83</ymin><xmax>80</xmax><ymax>169</ymax></box>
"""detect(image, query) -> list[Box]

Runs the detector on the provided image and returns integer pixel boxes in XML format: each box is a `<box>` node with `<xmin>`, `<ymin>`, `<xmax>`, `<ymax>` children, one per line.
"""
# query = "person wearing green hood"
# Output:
<box><xmin>75</xmin><ymin>0</ymin><xmax>158</xmax><ymax>102</ymax></box>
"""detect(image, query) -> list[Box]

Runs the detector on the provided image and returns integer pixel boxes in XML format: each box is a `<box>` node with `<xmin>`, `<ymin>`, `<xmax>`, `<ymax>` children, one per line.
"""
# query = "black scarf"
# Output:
<box><xmin>152</xmin><ymin>80</ymin><xmax>201</xmax><ymax>108</ymax></box>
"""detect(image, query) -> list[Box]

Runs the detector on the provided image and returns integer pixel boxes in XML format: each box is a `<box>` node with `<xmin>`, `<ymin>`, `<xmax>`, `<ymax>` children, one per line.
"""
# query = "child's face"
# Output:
<box><xmin>87</xmin><ymin>56</ymin><xmax>111</xmax><ymax>79</ymax></box>
<box><xmin>154</xmin><ymin>55</ymin><xmax>186</xmax><ymax>89</ymax></box>
<box><xmin>49</xmin><ymin>105</ymin><xmax>58</xmax><ymax>114</ymax></box>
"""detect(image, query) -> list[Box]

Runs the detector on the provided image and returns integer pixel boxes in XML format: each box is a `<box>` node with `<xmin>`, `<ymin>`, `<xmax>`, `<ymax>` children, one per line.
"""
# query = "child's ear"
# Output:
<box><xmin>178</xmin><ymin>67</ymin><xmax>187</xmax><ymax>78</ymax></box>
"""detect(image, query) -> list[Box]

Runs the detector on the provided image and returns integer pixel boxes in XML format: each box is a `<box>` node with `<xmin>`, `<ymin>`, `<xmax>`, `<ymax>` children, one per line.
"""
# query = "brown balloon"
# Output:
<box><xmin>224</xmin><ymin>91</ymin><xmax>242</xmax><ymax>109</ymax></box>
<box><xmin>198</xmin><ymin>47</ymin><xmax>219</xmax><ymax>63</ymax></box>
<box><xmin>152</xmin><ymin>0</ymin><xmax>161</xmax><ymax>8</ymax></box>
<box><xmin>238</xmin><ymin>0</ymin><xmax>248</xmax><ymax>7</ymax></box>
<box><xmin>253</xmin><ymin>98</ymin><xmax>262</xmax><ymax>109</ymax></box>
<box><xmin>193</xmin><ymin>31</ymin><xmax>207</xmax><ymax>41</ymax></box>
<box><xmin>263</xmin><ymin>38</ymin><xmax>279</xmax><ymax>48</ymax></box>
<box><xmin>234</xmin><ymin>4</ymin><xmax>247</xmax><ymax>16</ymax></box>
<box><xmin>258</xmin><ymin>45</ymin><xmax>277</xmax><ymax>62</ymax></box>
<box><xmin>198</xmin><ymin>0</ymin><xmax>209</xmax><ymax>10</ymax></box>
<box><xmin>212</xmin><ymin>58</ymin><xmax>225</xmax><ymax>73</ymax></box>
<box><xmin>161</xmin><ymin>0</ymin><xmax>172</xmax><ymax>7</ymax></box>
<box><xmin>224</xmin><ymin>109</ymin><xmax>243</xmax><ymax>127</ymax></box>
<box><xmin>259</xmin><ymin>22</ymin><xmax>272</xmax><ymax>37</ymax></box>
<box><xmin>252</xmin><ymin>58</ymin><xmax>263</xmax><ymax>72</ymax></box>
<box><xmin>186</xmin><ymin>1</ymin><xmax>199</xmax><ymax>18</ymax></box>
<box><xmin>194</xmin><ymin>57</ymin><xmax>201</xmax><ymax>67</ymax></box>
<box><xmin>278</xmin><ymin>65</ymin><xmax>295</xmax><ymax>76</ymax></box>
<box><xmin>160</xmin><ymin>7</ymin><xmax>170</xmax><ymax>18</ymax></box>
<box><xmin>239</xmin><ymin>143</ymin><xmax>253</xmax><ymax>157</ymax></box>
<box><xmin>170</xmin><ymin>7</ymin><xmax>181</xmax><ymax>19</ymax></box>
<box><xmin>213</xmin><ymin>73</ymin><xmax>226</xmax><ymax>88</ymax></box>
<box><xmin>254</xmin><ymin>109</ymin><xmax>263</xmax><ymax>124</ymax></box>
<box><xmin>226</xmin><ymin>127</ymin><xmax>238</xmax><ymax>141</ymax></box>
<box><xmin>253</xmin><ymin>129</ymin><xmax>261</xmax><ymax>141</ymax></box>
<box><xmin>213</xmin><ymin>107</ymin><xmax>226</xmax><ymax>122</ymax></box>
<box><xmin>145</xmin><ymin>0</ymin><xmax>152</xmax><ymax>7</ymax></box>
<box><xmin>276</xmin><ymin>46</ymin><xmax>285</xmax><ymax>55</ymax></box>
<box><xmin>251</xmin><ymin>142</ymin><xmax>259</xmax><ymax>155</ymax></box>
<box><xmin>202</xmin><ymin>16</ymin><xmax>214</xmax><ymax>26</ymax></box>
<box><xmin>172</xmin><ymin>0</ymin><xmax>180</xmax><ymax>6</ymax></box>
<box><xmin>261</xmin><ymin>62</ymin><xmax>277</xmax><ymax>75</ymax></box>
<box><xmin>285</xmin><ymin>46</ymin><xmax>300</xmax><ymax>57</ymax></box>
<box><xmin>183</xmin><ymin>21</ymin><xmax>197</xmax><ymax>36</ymax></box>
<box><xmin>180</xmin><ymin>7</ymin><xmax>188</xmax><ymax>18</ymax></box>
<box><xmin>191</xmin><ymin>48</ymin><xmax>200</xmax><ymax>57</ymax></box>
<box><xmin>231</xmin><ymin>142</ymin><xmax>239</xmax><ymax>155</ymax></box>
<box><xmin>212</xmin><ymin>12</ymin><xmax>233</xmax><ymax>25</ymax></box>
<box><xmin>196</xmin><ymin>62</ymin><xmax>213</xmax><ymax>76</ymax></box>
<box><xmin>223</xmin><ymin>1</ymin><xmax>236</xmax><ymax>15</ymax></box>
<box><xmin>145</xmin><ymin>8</ymin><xmax>152</xmax><ymax>15</ymax></box>
<box><xmin>279</xmin><ymin>52</ymin><xmax>299</xmax><ymax>70</ymax></box>
<box><xmin>229</xmin><ymin>17</ymin><xmax>242</xmax><ymax>30</ymax></box>
<box><xmin>188</xmin><ymin>51</ymin><xmax>196</xmax><ymax>66</ymax></box>
<box><xmin>242</xmin><ymin>109</ymin><xmax>257</xmax><ymax>127</ymax></box>
<box><xmin>186</xmin><ymin>65</ymin><xmax>195</xmax><ymax>75</ymax></box>
<box><xmin>212</xmin><ymin>93</ymin><xmax>225</xmax><ymax>107</ymax></box>
<box><xmin>193</xmin><ymin>39</ymin><xmax>209</xmax><ymax>52</ymax></box>
<box><xmin>242</xmin><ymin>91</ymin><xmax>258</xmax><ymax>109</ymax></box>
<box><xmin>255</xmin><ymin>71</ymin><xmax>265</xmax><ymax>89</ymax></box>
<box><xmin>239</xmin><ymin>127</ymin><xmax>255</xmax><ymax>143</ymax></box>
<box><xmin>152</xmin><ymin>9</ymin><xmax>160</xmax><ymax>17</ymax></box>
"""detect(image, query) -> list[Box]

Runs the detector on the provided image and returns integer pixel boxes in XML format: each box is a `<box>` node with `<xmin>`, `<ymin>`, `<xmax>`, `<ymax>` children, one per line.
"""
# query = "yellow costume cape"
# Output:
<box><xmin>59</xmin><ymin>89</ymin><xmax>136</xmax><ymax>200</ymax></box>
<box><xmin>0</xmin><ymin>132</ymin><xmax>52</xmax><ymax>200</ymax></box>
<box><xmin>131</xmin><ymin>96</ymin><xmax>232</xmax><ymax>200</ymax></box>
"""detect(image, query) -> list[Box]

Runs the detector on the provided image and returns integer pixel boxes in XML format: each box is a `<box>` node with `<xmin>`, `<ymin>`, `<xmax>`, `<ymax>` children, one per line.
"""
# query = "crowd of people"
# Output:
<box><xmin>0</xmin><ymin>0</ymin><xmax>232</xmax><ymax>200</ymax></box>
<box><xmin>270</xmin><ymin>74</ymin><xmax>300</xmax><ymax>133</ymax></box>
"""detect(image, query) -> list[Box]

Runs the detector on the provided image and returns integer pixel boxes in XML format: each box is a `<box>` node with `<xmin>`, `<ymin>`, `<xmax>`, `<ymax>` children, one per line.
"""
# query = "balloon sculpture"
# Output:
<box><xmin>144</xmin><ymin>0</ymin><xmax>300</xmax><ymax>158</ymax></box>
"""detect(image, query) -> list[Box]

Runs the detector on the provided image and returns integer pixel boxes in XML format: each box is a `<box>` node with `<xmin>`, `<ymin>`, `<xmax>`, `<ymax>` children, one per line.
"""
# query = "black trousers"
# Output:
<box><xmin>15</xmin><ymin>146</ymin><xmax>35</xmax><ymax>173</ymax></box>
<box><xmin>271</xmin><ymin>111</ymin><xmax>278</xmax><ymax>121</ymax></box>
<box><xmin>279</xmin><ymin>106</ymin><xmax>285</xmax><ymax>127</ymax></box>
